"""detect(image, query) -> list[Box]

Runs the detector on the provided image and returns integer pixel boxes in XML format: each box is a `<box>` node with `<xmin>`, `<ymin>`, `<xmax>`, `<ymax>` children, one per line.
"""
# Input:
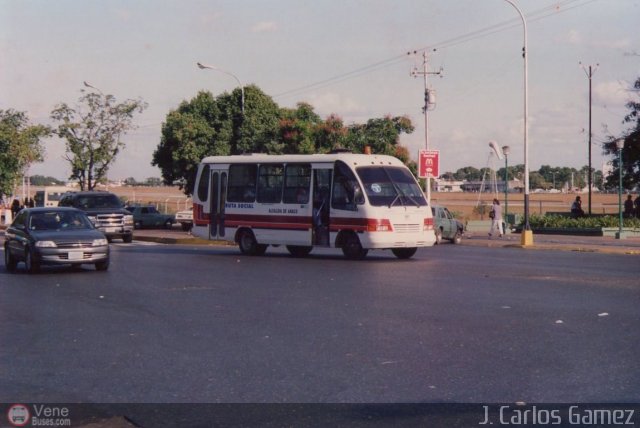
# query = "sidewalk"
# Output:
<box><xmin>462</xmin><ymin>230</ymin><xmax>640</xmax><ymax>255</ymax></box>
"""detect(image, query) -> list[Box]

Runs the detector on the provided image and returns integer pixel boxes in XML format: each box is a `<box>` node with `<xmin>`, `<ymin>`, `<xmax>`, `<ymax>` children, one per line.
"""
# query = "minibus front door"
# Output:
<box><xmin>209</xmin><ymin>169</ymin><xmax>227</xmax><ymax>239</ymax></box>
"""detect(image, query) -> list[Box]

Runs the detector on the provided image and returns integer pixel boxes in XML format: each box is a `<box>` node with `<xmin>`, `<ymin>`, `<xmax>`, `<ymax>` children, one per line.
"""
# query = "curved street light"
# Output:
<box><xmin>196</xmin><ymin>62</ymin><xmax>245</xmax><ymax>115</ymax></box>
<box><xmin>502</xmin><ymin>0</ymin><xmax>531</xmax><ymax>246</ymax></box>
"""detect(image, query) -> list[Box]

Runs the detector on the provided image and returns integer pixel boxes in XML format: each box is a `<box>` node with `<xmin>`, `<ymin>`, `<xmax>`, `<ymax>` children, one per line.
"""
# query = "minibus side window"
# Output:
<box><xmin>332</xmin><ymin>161</ymin><xmax>364</xmax><ymax>211</ymax></box>
<box><xmin>257</xmin><ymin>164</ymin><xmax>284</xmax><ymax>203</ymax></box>
<box><xmin>197</xmin><ymin>165</ymin><xmax>210</xmax><ymax>202</ymax></box>
<box><xmin>228</xmin><ymin>164</ymin><xmax>257</xmax><ymax>203</ymax></box>
<box><xmin>283</xmin><ymin>164</ymin><xmax>311</xmax><ymax>204</ymax></box>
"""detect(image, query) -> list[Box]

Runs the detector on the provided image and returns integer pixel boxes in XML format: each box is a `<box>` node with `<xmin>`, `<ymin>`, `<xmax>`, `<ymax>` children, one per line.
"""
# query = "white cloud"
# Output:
<box><xmin>199</xmin><ymin>13</ymin><xmax>221</xmax><ymax>26</ymax></box>
<box><xmin>114</xmin><ymin>8</ymin><xmax>132</xmax><ymax>22</ymax></box>
<box><xmin>251</xmin><ymin>21</ymin><xmax>278</xmax><ymax>33</ymax></box>
<box><xmin>593</xmin><ymin>80</ymin><xmax>634</xmax><ymax>107</ymax></box>
<box><xmin>594</xmin><ymin>38</ymin><xmax>631</xmax><ymax>49</ymax></box>
<box><xmin>304</xmin><ymin>92</ymin><xmax>362</xmax><ymax>118</ymax></box>
<box><xmin>557</xmin><ymin>29</ymin><xmax>582</xmax><ymax>45</ymax></box>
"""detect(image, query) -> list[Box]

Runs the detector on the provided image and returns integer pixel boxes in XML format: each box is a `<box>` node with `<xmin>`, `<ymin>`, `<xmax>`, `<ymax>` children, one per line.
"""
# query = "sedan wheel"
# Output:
<box><xmin>25</xmin><ymin>248</ymin><xmax>40</xmax><ymax>274</ymax></box>
<box><xmin>4</xmin><ymin>246</ymin><xmax>17</xmax><ymax>273</ymax></box>
<box><xmin>95</xmin><ymin>259</ymin><xmax>110</xmax><ymax>271</ymax></box>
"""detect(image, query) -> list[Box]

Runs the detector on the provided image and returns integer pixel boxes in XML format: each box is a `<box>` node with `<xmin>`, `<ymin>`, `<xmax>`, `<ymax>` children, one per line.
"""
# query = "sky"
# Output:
<box><xmin>1</xmin><ymin>0</ymin><xmax>639</xmax><ymax>182</ymax></box>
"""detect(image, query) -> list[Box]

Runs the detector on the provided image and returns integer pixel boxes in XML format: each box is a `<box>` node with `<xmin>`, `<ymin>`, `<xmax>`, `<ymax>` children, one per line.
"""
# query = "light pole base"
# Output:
<box><xmin>521</xmin><ymin>230</ymin><xmax>534</xmax><ymax>246</ymax></box>
<box><xmin>615</xmin><ymin>231</ymin><xmax>627</xmax><ymax>240</ymax></box>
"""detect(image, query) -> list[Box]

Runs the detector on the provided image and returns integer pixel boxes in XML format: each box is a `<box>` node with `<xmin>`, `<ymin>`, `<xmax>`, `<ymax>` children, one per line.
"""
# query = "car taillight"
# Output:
<box><xmin>367</xmin><ymin>218</ymin><xmax>393</xmax><ymax>232</ymax></box>
<box><xmin>423</xmin><ymin>218</ymin><xmax>434</xmax><ymax>231</ymax></box>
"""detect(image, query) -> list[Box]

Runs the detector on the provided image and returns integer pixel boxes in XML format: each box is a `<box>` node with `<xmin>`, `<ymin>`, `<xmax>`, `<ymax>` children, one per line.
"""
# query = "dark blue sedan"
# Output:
<box><xmin>4</xmin><ymin>207</ymin><xmax>110</xmax><ymax>273</ymax></box>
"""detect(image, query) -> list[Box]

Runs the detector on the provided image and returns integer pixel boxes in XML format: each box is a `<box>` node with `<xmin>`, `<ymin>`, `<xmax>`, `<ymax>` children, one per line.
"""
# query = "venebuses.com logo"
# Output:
<box><xmin>6</xmin><ymin>404</ymin><xmax>71</xmax><ymax>427</ymax></box>
<box><xmin>6</xmin><ymin>404</ymin><xmax>30</xmax><ymax>427</ymax></box>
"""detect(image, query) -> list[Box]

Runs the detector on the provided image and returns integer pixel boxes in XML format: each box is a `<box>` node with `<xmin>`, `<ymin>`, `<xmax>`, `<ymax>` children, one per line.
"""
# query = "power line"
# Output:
<box><xmin>272</xmin><ymin>0</ymin><xmax>600</xmax><ymax>101</ymax></box>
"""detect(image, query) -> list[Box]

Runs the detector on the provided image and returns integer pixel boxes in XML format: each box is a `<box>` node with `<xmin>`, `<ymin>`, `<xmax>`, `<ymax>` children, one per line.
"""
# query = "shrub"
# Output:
<box><xmin>521</xmin><ymin>214</ymin><xmax>640</xmax><ymax>229</ymax></box>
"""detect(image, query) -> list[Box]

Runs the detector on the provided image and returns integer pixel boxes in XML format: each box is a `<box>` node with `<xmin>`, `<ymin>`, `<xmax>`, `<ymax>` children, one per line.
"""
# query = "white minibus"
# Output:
<box><xmin>191</xmin><ymin>153</ymin><xmax>436</xmax><ymax>259</ymax></box>
<box><xmin>33</xmin><ymin>186</ymin><xmax>75</xmax><ymax>207</ymax></box>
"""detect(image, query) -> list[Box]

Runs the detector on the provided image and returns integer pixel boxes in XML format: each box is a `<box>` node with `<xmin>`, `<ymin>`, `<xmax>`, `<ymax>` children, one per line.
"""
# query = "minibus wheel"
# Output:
<box><xmin>237</xmin><ymin>229</ymin><xmax>267</xmax><ymax>256</ymax></box>
<box><xmin>286</xmin><ymin>245</ymin><xmax>312</xmax><ymax>257</ymax></box>
<box><xmin>391</xmin><ymin>247</ymin><xmax>417</xmax><ymax>259</ymax></box>
<box><xmin>341</xmin><ymin>232</ymin><xmax>368</xmax><ymax>260</ymax></box>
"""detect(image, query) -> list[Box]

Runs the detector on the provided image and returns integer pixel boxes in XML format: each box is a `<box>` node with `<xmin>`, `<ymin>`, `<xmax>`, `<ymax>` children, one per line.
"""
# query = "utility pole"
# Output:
<box><xmin>580</xmin><ymin>62</ymin><xmax>598</xmax><ymax>215</ymax></box>
<box><xmin>410</xmin><ymin>49</ymin><xmax>442</xmax><ymax>203</ymax></box>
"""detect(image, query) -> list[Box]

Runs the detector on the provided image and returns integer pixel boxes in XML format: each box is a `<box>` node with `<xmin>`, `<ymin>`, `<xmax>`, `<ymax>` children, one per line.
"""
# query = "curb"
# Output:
<box><xmin>134</xmin><ymin>235</ymin><xmax>231</xmax><ymax>246</ymax></box>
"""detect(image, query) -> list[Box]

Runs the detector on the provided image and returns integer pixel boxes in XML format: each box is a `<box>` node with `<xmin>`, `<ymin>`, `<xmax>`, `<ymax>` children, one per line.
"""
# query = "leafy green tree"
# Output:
<box><xmin>144</xmin><ymin>177</ymin><xmax>163</xmax><ymax>187</ymax></box>
<box><xmin>345</xmin><ymin>116</ymin><xmax>414</xmax><ymax>156</ymax></box>
<box><xmin>30</xmin><ymin>175</ymin><xmax>65</xmax><ymax>186</ymax></box>
<box><xmin>154</xmin><ymin>85</ymin><xmax>417</xmax><ymax>195</ymax></box>
<box><xmin>315</xmin><ymin>114</ymin><xmax>347</xmax><ymax>152</ymax></box>
<box><xmin>0</xmin><ymin>110</ymin><xmax>50</xmax><ymax>195</ymax></box>
<box><xmin>153</xmin><ymin>91</ymin><xmax>228</xmax><ymax>194</ymax></box>
<box><xmin>278</xmin><ymin>102</ymin><xmax>322</xmax><ymax>154</ymax></box>
<box><xmin>236</xmin><ymin>85</ymin><xmax>281</xmax><ymax>154</ymax></box>
<box><xmin>454</xmin><ymin>166</ymin><xmax>481</xmax><ymax>181</ymax></box>
<box><xmin>50</xmin><ymin>89</ymin><xmax>147</xmax><ymax>191</ymax></box>
<box><xmin>603</xmin><ymin>76</ymin><xmax>640</xmax><ymax>189</ymax></box>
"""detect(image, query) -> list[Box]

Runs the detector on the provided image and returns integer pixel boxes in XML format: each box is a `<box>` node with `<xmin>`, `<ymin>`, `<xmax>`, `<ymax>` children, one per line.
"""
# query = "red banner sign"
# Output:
<box><xmin>418</xmin><ymin>150</ymin><xmax>439</xmax><ymax>178</ymax></box>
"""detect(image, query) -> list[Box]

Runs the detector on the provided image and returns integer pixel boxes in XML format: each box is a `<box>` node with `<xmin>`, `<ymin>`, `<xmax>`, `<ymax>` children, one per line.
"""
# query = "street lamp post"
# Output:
<box><xmin>502</xmin><ymin>145</ymin><xmax>510</xmax><ymax>228</ymax></box>
<box><xmin>615</xmin><ymin>138</ymin><xmax>625</xmax><ymax>240</ymax></box>
<box><xmin>503</xmin><ymin>0</ymin><xmax>532</xmax><ymax>246</ymax></box>
<box><xmin>196</xmin><ymin>62</ymin><xmax>245</xmax><ymax>115</ymax></box>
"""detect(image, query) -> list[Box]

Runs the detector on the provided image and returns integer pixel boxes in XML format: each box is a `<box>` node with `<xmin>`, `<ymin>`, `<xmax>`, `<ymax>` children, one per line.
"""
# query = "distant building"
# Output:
<box><xmin>434</xmin><ymin>179</ymin><xmax>464</xmax><ymax>192</ymax></box>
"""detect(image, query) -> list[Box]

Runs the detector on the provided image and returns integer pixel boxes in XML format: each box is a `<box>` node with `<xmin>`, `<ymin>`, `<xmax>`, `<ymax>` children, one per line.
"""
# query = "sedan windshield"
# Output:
<box><xmin>29</xmin><ymin>211</ymin><xmax>93</xmax><ymax>231</ymax></box>
<box><xmin>356</xmin><ymin>166</ymin><xmax>427</xmax><ymax>207</ymax></box>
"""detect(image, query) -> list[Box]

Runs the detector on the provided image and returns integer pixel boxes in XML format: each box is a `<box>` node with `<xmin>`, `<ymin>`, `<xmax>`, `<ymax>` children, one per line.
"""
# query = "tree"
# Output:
<box><xmin>154</xmin><ymin>85</ymin><xmax>417</xmax><ymax>196</ymax></box>
<box><xmin>50</xmin><ymin>89</ymin><xmax>147</xmax><ymax>191</ymax></box>
<box><xmin>30</xmin><ymin>175</ymin><xmax>65</xmax><ymax>186</ymax></box>
<box><xmin>454</xmin><ymin>166</ymin><xmax>481</xmax><ymax>181</ymax></box>
<box><xmin>345</xmin><ymin>115</ymin><xmax>414</xmax><ymax>156</ymax></box>
<box><xmin>603</xmin><ymin>76</ymin><xmax>640</xmax><ymax>189</ymax></box>
<box><xmin>278</xmin><ymin>102</ymin><xmax>322</xmax><ymax>154</ymax></box>
<box><xmin>0</xmin><ymin>110</ymin><xmax>50</xmax><ymax>195</ymax></box>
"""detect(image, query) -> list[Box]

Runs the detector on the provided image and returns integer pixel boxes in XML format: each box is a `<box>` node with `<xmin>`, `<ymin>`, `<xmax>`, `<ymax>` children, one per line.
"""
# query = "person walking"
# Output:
<box><xmin>634</xmin><ymin>194</ymin><xmax>640</xmax><ymax>219</ymax></box>
<box><xmin>488</xmin><ymin>198</ymin><xmax>503</xmax><ymax>238</ymax></box>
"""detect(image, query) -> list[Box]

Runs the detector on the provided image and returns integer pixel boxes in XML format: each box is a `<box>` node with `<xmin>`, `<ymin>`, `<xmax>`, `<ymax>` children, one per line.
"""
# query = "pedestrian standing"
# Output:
<box><xmin>634</xmin><ymin>195</ymin><xmax>640</xmax><ymax>219</ymax></box>
<box><xmin>488</xmin><ymin>198</ymin><xmax>503</xmax><ymax>238</ymax></box>
<box><xmin>624</xmin><ymin>195</ymin><xmax>634</xmax><ymax>218</ymax></box>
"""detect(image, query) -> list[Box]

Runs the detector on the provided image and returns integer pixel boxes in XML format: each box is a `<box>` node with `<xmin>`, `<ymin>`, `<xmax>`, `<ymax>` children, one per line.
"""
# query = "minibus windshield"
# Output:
<box><xmin>356</xmin><ymin>166</ymin><xmax>427</xmax><ymax>207</ymax></box>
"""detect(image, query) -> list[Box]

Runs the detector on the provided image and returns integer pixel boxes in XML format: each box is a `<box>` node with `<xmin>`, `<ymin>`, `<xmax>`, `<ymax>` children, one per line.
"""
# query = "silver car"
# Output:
<box><xmin>4</xmin><ymin>207</ymin><xmax>110</xmax><ymax>273</ymax></box>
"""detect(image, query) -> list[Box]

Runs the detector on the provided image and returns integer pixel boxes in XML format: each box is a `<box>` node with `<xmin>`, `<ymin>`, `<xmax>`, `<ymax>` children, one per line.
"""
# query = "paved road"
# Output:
<box><xmin>1</xmin><ymin>242</ymin><xmax>638</xmax><ymax>407</ymax></box>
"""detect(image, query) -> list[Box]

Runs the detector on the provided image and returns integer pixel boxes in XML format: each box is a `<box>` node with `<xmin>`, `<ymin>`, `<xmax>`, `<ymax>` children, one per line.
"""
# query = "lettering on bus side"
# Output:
<box><xmin>268</xmin><ymin>208</ymin><xmax>299</xmax><ymax>214</ymax></box>
<box><xmin>225</xmin><ymin>202</ymin><xmax>254</xmax><ymax>209</ymax></box>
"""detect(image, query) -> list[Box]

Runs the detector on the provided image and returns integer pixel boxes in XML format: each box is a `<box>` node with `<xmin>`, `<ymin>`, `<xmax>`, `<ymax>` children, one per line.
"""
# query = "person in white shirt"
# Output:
<box><xmin>488</xmin><ymin>198</ymin><xmax>503</xmax><ymax>238</ymax></box>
